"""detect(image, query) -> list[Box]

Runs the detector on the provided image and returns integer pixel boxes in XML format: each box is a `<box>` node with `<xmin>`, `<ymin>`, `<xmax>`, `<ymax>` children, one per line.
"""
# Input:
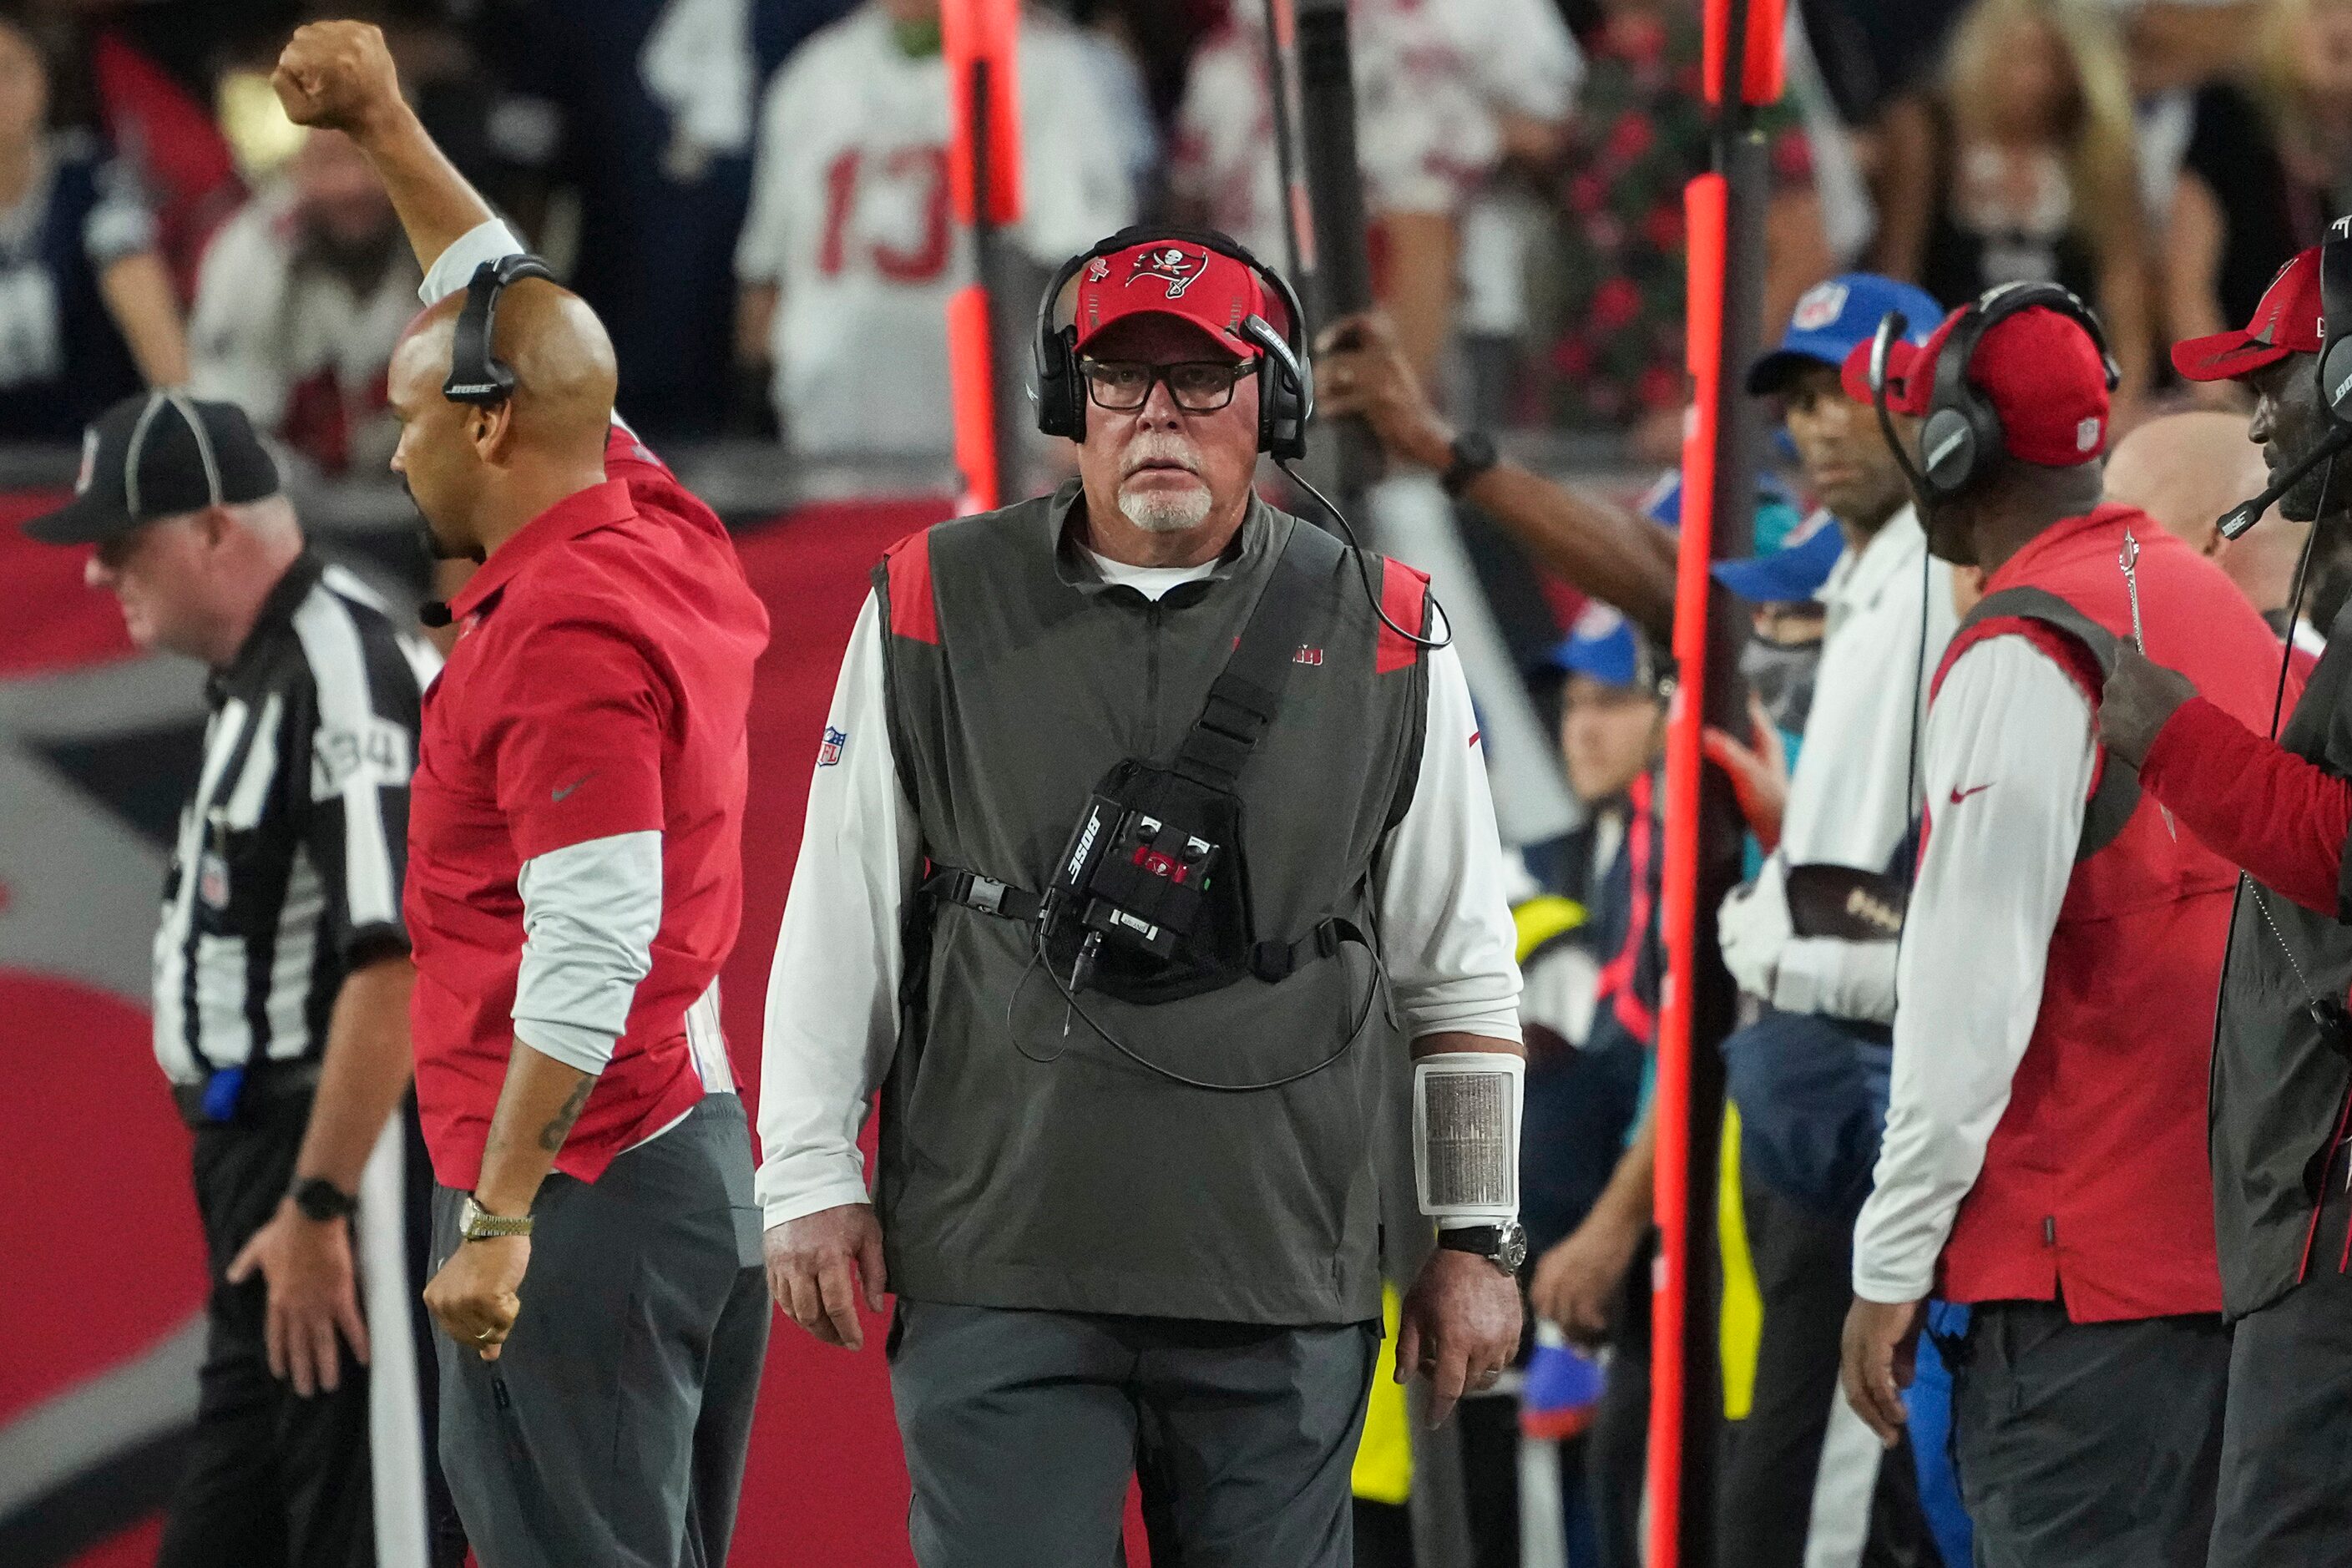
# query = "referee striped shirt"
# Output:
<box><xmin>154</xmin><ymin>549</ymin><xmax>439</xmax><ymax>1085</ymax></box>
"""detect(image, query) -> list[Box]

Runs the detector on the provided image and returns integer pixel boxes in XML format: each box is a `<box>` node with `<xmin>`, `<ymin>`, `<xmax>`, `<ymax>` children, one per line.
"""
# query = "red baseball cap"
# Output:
<box><xmin>2172</xmin><ymin>245</ymin><xmax>2323</xmax><ymax>382</ymax></box>
<box><xmin>1068</xmin><ymin>237</ymin><xmax>1282</xmax><ymax>360</ymax></box>
<box><xmin>1839</xmin><ymin>303</ymin><xmax>2112</xmax><ymax>466</ymax></box>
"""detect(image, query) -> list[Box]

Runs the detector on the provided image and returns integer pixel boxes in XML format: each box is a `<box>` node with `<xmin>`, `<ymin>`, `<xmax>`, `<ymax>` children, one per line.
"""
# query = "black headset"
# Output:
<box><xmin>1033</xmin><ymin>225</ymin><xmax>1313</xmax><ymax>460</ymax></box>
<box><xmin>2318</xmin><ymin>216</ymin><xmax>2352</xmax><ymax>427</ymax></box>
<box><xmin>1913</xmin><ymin>281</ymin><xmax>2121</xmax><ymax>499</ymax></box>
<box><xmin>443</xmin><ymin>254</ymin><xmax>559</xmax><ymax>407</ymax></box>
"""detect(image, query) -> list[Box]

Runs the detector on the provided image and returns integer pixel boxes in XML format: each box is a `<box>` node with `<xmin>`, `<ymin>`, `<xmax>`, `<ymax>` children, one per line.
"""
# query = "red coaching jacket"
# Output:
<box><xmin>406</xmin><ymin>424</ymin><xmax>770</xmax><ymax>1191</ymax></box>
<box><xmin>1930</xmin><ymin>503</ymin><xmax>2276</xmax><ymax>1321</ymax></box>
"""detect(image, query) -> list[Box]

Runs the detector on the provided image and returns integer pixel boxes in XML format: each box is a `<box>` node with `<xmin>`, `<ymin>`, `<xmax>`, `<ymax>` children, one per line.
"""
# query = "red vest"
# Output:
<box><xmin>1929</xmin><ymin>504</ymin><xmax>2277</xmax><ymax>1322</ymax></box>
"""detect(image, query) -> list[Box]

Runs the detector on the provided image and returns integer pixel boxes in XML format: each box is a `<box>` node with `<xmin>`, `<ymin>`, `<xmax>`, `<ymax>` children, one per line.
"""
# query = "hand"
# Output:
<box><xmin>1313</xmin><ymin>311</ymin><xmax>1455</xmax><ymax>472</ymax></box>
<box><xmin>1396</xmin><ymin>1246</ymin><xmax>1523</xmax><ymax>1428</ymax></box>
<box><xmin>765</xmin><ymin>1203</ymin><xmax>888</xmax><ymax>1350</ymax></box>
<box><xmin>1839</xmin><ymin>1296</ymin><xmax>1924</xmax><ymax>1447</ymax></box>
<box><xmin>1702</xmin><ymin>695</ymin><xmax>1790</xmax><ymax>851</ymax></box>
<box><xmin>272</xmin><ymin>21</ymin><xmax>406</xmax><ymax>139</ymax></box>
<box><xmin>2098</xmin><ymin>644</ymin><xmax>2198</xmax><ymax>767</ymax></box>
<box><xmin>424</xmin><ymin>1235</ymin><xmax>529</xmax><ymax>1362</ymax></box>
<box><xmin>1528</xmin><ymin>1210</ymin><xmax>1641</xmax><ymax>1349</ymax></box>
<box><xmin>1717</xmin><ymin>856</ymin><xmax>1793</xmax><ymax>1004</ymax></box>
<box><xmin>226</xmin><ymin>1197</ymin><xmax>370</xmax><ymax>1397</ymax></box>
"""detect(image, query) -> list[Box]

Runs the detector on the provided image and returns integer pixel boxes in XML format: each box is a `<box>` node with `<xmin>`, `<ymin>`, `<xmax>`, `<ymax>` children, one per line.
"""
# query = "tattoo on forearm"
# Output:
<box><xmin>538</xmin><ymin>1078</ymin><xmax>594</xmax><ymax>1153</ymax></box>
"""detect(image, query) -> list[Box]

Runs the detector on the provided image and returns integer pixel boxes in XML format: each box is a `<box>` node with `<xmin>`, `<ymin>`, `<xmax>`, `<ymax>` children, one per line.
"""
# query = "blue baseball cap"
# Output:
<box><xmin>1711</xmin><ymin>506</ymin><xmax>1844</xmax><ymax>603</ymax></box>
<box><xmin>1746</xmin><ymin>274</ymin><xmax>1943</xmax><ymax>397</ymax></box>
<box><xmin>1543</xmin><ymin>604</ymin><xmax>1660</xmax><ymax>692</ymax></box>
<box><xmin>1637</xmin><ymin>468</ymin><xmax>1800</xmax><ymax>529</ymax></box>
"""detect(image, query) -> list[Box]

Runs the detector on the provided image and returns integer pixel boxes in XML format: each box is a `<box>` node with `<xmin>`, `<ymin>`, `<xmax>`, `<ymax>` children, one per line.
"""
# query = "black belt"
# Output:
<box><xmin>923</xmin><ymin>867</ymin><xmax>1366</xmax><ymax>984</ymax></box>
<box><xmin>170</xmin><ymin>1061</ymin><xmax>322</xmax><ymax>1129</ymax></box>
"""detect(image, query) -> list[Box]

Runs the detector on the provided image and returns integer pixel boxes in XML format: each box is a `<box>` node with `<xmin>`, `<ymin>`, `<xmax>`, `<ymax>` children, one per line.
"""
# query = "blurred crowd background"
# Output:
<box><xmin>0</xmin><ymin>0</ymin><xmax>2328</xmax><ymax>473</ymax></box>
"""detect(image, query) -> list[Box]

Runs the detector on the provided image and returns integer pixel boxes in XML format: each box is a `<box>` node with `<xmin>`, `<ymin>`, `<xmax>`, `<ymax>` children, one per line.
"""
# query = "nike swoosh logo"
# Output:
<box><xmin>1948</xmin><ymin>782</ymin><xmax>1994</xmax><ymax>805</ymax></box>
<box><xmin>551</xmin><ymin>773</ymin><xmax>594</xmax><ymax>803</ymax></box>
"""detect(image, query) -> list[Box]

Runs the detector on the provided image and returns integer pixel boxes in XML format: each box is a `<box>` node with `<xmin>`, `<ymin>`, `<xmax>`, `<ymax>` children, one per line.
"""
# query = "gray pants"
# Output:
<box><xmin>889</xmin><ymin>1301</ymin><xmax>1378</xmax><ymax>1568</ymax></box>
<box><xmin>1952</xmin><ymin>1300</ymin><xmax>2228</xmax><ymax>1568</ymax></box>
<box><xmin>429</xmin><ymin>1095</ymin><xmax>769</xmax><ymax>1568</ymax></box>
<box><xmin>2208</xmin><ymin>1158</ymin><xmax>2352</xmax><ymax>1568</ymax></box>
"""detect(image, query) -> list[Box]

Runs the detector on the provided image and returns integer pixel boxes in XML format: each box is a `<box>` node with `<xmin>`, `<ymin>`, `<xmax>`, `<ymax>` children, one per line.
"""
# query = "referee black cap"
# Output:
<box><xmin>23</xmin><ymin>392</ymin><xmax>281</xmax><ymax>546</ymax></box>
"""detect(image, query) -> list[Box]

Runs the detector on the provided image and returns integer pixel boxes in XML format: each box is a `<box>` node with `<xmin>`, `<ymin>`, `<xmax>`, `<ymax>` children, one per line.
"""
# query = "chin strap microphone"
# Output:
<box><xmin>2221</xmin><ymin>424</ymin><xmax>2352</xmax><ymax>539</ymax></box>
<box><xmin>418</xmin><ymin>599</ymin><xmax>453</xmax><ymax>628</ymax></box>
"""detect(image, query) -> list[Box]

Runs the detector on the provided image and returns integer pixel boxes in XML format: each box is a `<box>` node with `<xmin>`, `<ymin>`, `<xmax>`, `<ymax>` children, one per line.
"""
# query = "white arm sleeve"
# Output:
<box><xmin>1374</xmin><ymin>642</ymin><xmax>1524</xmax><ymax>1043</ymax></box>
<box><xmin>513</xmin><ymin>829</ymin><xmax>662</xmax><ymax>1074</ymax></box>
<box><xmin>1773</xmin><ymin>933</ymin><xmax>1900</xmax><ymax>1024</ymax></box>
<box><xmin>418</xmin><ymin>218</ymin><xmax>529</xmax><ymax>306</ymax></box>
<box><xmin>1851</xmin><ymin>638</ymin><xmax>2094</xmax><ymax>1303</ymax></box>
<box><xmin>756</xmin><ymin>593</ymin><xmax>921</xmax><ymax>1228</ymax></box>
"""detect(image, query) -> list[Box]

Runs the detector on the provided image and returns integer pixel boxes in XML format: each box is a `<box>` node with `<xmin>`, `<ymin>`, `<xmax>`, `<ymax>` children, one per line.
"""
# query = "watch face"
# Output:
<box><xmin>293</xmin><ymin>1177</ymin><xmax>353</xmax><ymax>1222</ymax></box>
<box><xmin>1497</xmin><ymin>1222</ymin><xmax>1529</xmax><ymax>1272</ymax></box>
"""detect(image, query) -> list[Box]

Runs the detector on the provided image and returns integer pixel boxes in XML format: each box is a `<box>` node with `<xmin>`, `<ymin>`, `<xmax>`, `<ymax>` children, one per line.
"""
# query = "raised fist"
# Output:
<box><xmin>272</xmin><ymin>21</ymin><xmax>403</xmax><ymax>138</ymax></box>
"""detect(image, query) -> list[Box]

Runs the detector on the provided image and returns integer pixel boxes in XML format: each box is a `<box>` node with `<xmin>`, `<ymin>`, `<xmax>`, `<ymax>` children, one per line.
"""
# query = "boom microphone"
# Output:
<box><xmin>2220</xmin><ymin>425</ymin><xmax>2352</xmax><ymax>539</ymax></box>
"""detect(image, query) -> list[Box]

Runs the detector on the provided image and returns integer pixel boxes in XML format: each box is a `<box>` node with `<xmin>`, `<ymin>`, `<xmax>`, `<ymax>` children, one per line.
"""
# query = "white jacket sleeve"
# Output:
<box><xmin>756</xmin><ymin>594</ymin><xmax>920</xmax><ymax>1228</ymax></box>
<box><xmin>1851</xmin><ymin>636</ymin><xmax>2094</xmax><ymax>1303</ymax></box>
<box><xmin>1373</xmin><ymin>643</ymin><xmax>1524</xmax><ymax>1044</ymax></box>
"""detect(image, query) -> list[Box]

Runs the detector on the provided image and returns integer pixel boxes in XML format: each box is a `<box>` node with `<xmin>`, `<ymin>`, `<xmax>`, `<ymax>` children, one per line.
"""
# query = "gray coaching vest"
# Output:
<box><xmin>871</xmin><ymin>483</ymin><xmax>1429</xmax><ymax>1324</ymax></box>
<box><xmin>2212</xmin><ymin>602</ymin><xmax>2352</xmax><ymax>1321</ymax></box>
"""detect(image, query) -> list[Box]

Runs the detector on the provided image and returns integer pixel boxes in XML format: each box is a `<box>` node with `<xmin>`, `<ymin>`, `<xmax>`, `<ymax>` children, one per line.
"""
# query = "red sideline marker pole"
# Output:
<box><xmin>943</xmin><ymin>0</ymin><xmax>1024</xmax><ymax>513</ymax></box>
<box><xmin>1652</xmin><ymin>0</ymin><xmax>1783</xmax><ymax>1560</ymax></box>
<box><xmin>1649</xmin><ymin>169</ymin><xmax>1727</xmax><ymax>1568</ymax></box>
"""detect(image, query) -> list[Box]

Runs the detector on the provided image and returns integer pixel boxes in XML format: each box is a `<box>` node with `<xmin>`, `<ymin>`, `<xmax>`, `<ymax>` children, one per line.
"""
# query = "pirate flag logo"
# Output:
<box><xmin>1126</xmin><ymin>245</ymin><xmax>1206</xmax><ymax>300</ymax></box>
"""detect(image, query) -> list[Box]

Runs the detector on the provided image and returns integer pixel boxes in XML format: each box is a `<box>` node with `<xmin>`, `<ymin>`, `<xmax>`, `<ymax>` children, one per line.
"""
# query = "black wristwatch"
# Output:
<box><xmin>1439</xmin><ymin>1220</ymin><xmax>1528</xmax><ymax>1273</ymax></box>
<box><xmin>291</xmin><ymin>1176</ymin><xmax>358</xmax><ymax>1222</ymax></box>
<box><xmin>1440</xmin><ymin>430</ymin><xmax>1500</xmax><ymax>497</ymax></box>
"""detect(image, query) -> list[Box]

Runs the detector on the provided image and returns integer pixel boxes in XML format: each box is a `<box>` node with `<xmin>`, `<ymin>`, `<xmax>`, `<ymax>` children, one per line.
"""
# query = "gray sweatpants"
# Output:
<box><xmin>429</xmin><ymin>1095</ymin><xmax>769</xmax><ymax>1568</ymax></box>
<box><xmin>888</xmin><ymin>1301</ymin><xmax>1378</xmax><ymax>1568</ymax></box>
<box><xmin>2208</xmin><ymin>1155</ymin><xmax>2352</xmax><ymax>1568</ymax></box>
<box><xmin>1951</xmin><ymin>1300</ymin><xmax>2228</xmax><ymax>1568</ymax></box>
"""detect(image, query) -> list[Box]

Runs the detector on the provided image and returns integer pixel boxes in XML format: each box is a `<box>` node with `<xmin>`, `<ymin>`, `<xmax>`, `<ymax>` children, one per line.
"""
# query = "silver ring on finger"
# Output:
<box><xmin>475</xmin><ymin>1327</ymin><xmax>495</xmax><ymax>1342</ymax></box>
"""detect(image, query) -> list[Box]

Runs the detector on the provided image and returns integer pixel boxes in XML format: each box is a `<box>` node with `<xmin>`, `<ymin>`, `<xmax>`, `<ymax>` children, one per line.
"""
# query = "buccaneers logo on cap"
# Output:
<box><xmin>1126</xmin><ymin>245</ymin><xmax>1206</xmax><ymax>299</ymax></box>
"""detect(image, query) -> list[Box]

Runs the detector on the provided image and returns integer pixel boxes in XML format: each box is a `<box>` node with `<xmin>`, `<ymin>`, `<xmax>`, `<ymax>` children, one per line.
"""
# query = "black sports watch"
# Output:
<box><xmin>291</xmin><ymin>1176</ymin><xmax>358</xmax><ymax>1223</ymax></box>
<box><xmin>1440</xmin><ymin>430</ymin><xmax>1500</xmax><ymax>497</ymax></box>
<box><xmin>1439</xmin><ymin>1220</ymin><xmax>1528</xmax><ymax>1273</ymax></box>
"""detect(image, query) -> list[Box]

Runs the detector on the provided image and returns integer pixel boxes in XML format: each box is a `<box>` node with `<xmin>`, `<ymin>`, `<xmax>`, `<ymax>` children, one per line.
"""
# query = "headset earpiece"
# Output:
<box><xmin>444</xmin><ymin>255</ymin><xmax>557</xmax><ymax>407</ymax></box>
<box><xmin>2318</xmin><ymin>218</ymin><xmax>2352</xmax><ymax>427</ymax></box>
<box><xmin>1242</xmin><ymin>314</ymin><xmax>1310</xmax><ymax>461</ymax></box>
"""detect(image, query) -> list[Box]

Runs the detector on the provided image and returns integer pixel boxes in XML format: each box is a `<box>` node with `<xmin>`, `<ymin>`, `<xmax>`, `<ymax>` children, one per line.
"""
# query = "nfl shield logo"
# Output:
<box><xmin>817</xmin><ymin>726</ymin><xmax>847</xmax><ymax>767</ymax></box>
<box><xmin>198</xmin><ymin>852</ymin><xmax>230</xmax><ymax>909</ymax></box>
<box><xmin>1791</xmin><ymin>281</ymin><xmax>1849</xmax><ymax>333</ymax></box>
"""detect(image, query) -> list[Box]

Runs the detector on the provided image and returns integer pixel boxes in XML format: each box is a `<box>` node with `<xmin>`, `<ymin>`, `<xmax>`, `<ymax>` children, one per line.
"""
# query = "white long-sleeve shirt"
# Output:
<box><xmin>1850</xmin><ymin>636</ymin><xmax>2094</xmax><ymax>1303</ymax></box>
<box><xmin>756</xmin><ymin>556</ymin><xmax>1525</xmax><ymax>1230</ymax></box>
<box><xmin>1737</xmin><ymin>507</ymin><xmax>1956</xmax><ymax>1022</ymax></box>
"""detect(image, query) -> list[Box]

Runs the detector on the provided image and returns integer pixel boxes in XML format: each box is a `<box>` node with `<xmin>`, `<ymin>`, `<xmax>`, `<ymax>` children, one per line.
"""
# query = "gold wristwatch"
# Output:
<box><xmin>458</xmin><ymin>1194</ymin><xmax>533</xmax><ymax>1242</ymax></box>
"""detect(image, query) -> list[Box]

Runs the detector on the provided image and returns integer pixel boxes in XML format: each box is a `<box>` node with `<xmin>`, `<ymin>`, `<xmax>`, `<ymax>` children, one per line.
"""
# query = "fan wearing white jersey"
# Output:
<box><xmin>734</xmin><ymin>0</ymin><xmax>1134</xmax><ymax>457</ymax></box>
<box><xmin>1170</xmin><ymin>0</ymin><xmax>1580</xmax><ymax>372</ymax></box>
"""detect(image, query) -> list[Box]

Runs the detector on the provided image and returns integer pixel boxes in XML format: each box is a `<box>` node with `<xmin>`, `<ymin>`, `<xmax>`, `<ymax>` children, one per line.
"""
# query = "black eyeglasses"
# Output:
<box><xmin>1080</xmin><ymin>357</ymin><xmax>1250</xmax><ymax>414</ymax></box>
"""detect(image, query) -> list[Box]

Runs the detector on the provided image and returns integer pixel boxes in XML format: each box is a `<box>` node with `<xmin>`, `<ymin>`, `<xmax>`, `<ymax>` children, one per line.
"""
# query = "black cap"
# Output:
<box><xmin>23</xmin><ymin>392</ymin><xmax>281</xmax><ymax>546</ymax></box>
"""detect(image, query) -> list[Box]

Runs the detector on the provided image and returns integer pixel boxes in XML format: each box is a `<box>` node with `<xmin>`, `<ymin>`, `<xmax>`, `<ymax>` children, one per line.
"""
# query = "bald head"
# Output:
<box><xmin>2107</xmin><ymin>410</ymin><xmax>2308</xmax><ymax>615</ymax></box>
<box><xmin>402</xmin><ymin>279</ymin><xmax>617</xmax><ymax>456</ymax></box>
